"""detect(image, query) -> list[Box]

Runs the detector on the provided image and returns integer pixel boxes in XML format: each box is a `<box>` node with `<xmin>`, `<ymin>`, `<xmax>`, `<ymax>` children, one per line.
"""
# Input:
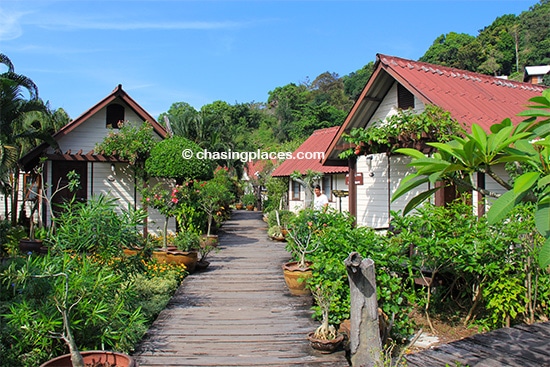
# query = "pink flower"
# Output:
<box><xmin>171</xmin><ymin>197</ymin><xmax>179</xmax><ymax>204</ymax></box>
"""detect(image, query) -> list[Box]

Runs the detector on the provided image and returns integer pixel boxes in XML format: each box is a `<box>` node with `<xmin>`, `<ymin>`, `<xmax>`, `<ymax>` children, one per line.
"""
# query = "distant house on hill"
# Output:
<box><xmin>16</xmin><ymin>84</ymin><xmax>169</xmax><ymax>234</ymax></box>
<box><xmin>322</xmin><ymin>54</ymin><xmax>545</xmax><ymax>229</ymax></box>
<box><xmin>523</xmin><ymin>65</ymin><xmax>550</xmax><ymax>84</ymax></box>
<box><xmin>271</xmin><ymin>126</ymin><xmax>348</xmax><ymax>212</ymax></box>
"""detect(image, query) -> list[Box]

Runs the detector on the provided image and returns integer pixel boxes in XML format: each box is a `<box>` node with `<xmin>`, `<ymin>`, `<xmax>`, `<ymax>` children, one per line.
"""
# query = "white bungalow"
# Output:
<box><xmin>323</xmin><ymin>54</ymin><xmax>545</xmax><ymax>229</ymax></box>
<box><xmin>18</xmin><ymin>84</ymin><xmax>170</xmax><ymax>234</ymax></box>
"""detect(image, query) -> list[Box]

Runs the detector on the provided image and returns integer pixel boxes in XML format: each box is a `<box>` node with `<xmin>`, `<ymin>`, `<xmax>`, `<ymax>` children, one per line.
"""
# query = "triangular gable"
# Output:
<box><xmin>20</xmin><ymin>84</ymin><xmax>167</xmax><ymax>170</ymax></box>
<box><xmin>325</xmin><ymin>53</ymin><xmax>546</xmax><ymax>163</ymax></box>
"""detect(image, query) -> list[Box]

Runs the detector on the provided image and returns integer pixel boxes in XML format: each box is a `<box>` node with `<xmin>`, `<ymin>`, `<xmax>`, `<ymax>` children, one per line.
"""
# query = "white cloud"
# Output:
<box><xmin>35</xmin><ymin>17</ymin><xmax>248</xmax><ymax>31</ymax></box>
<box><xmin>0</xmin><ymin>8</ymin><xmax>26</xmax><ymax>41</ymax></box>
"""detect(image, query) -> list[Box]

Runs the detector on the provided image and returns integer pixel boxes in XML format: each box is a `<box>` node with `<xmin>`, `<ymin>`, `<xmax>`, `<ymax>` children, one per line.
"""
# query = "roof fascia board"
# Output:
<box><xmin>323</xmin><ymin>58</ymin><xmax>387</xmax><ymax>163</ymax></box>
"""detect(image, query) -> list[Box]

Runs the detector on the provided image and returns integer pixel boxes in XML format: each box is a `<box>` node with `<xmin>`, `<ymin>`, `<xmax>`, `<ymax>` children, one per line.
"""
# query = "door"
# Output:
<box><xmin>51</xmin><ymin>161</ymin><xmax>88</xmax><ymax>215</ymax></box>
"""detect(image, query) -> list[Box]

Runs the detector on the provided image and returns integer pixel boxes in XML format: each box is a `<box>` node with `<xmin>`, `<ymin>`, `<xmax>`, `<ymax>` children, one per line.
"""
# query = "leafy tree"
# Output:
<box><xmin>158</xmin><ymin>102</ymin><xmax>198</xmax><ymax>138</ymax></box>
<box><xmin>268</xmin><ymin>83</ymin><xmax>310</xmax><ymax>142</ymax></box>
<box><xmin>342</xmin><ymin>62</ymin><xmax>375</xmax><ymax>102</ymax></box>
<box><xmin>145</xmin><ymin>136</ymin><xmax>214</xmax><ymax>183</ymax></box>
<box><xmin>518</xmin><ymin>0</ymin><xmax>550</xmax><ymax>66</ymax></box>
<box><xmin>309</xmin><ymin>71</ymin><xmax>352</xmax><ymax>111</ymax></box>
<box><xmin>419</xmin><ymin>32</ymin><xmax>477</xmax><ymax>68</ymax></box>
<box><xmin>477</xmin><ymin>14</ymin><xmax>518</xmax><ymax>75</ymax></box>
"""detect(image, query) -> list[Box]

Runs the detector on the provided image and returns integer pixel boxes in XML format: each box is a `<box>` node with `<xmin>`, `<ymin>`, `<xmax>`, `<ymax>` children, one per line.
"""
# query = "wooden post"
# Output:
<box><xmin>345</xmin><ymin>252</ymin><xmax>382</xmax><ymax>367</ymax></box>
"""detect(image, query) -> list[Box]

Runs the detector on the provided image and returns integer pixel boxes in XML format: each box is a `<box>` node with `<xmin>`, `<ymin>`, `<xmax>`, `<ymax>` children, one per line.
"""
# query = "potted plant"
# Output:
<box><xmin>306</xmin><ymin>282</ymin><xmax>344</xmax><ymax>354</ymax></box>
<box><xmin>196</xmin><ymin>243</ymin><xmax>219</xmax><ymax>271</ymax></box>
<box><xmin>196</xmin><ymin>173</ymin><xmax>234</xmax><ymax>246</ymax></box>
<box><xmin>168</xmin><ymin>230</ymin><xmax>200</xmax><ymax>273</ymax></box>
<box><xmin>242</xmin><ymin>193</ymin><xmax>256</xmax><ymax>211</ymax></box>
<box><xmin>268</xmin><ymin>225</ymin><xmax>286</xmax><ymax>241</ymax></box>
<box><xmin>6</xmin><ymin>254</ymin><xmax>139</xmax><ymax>367</ymax></box>
<box><xmin>283</xmin><ymin>209</ymin><xmax>320</xmax><ymax>296</ymax></box>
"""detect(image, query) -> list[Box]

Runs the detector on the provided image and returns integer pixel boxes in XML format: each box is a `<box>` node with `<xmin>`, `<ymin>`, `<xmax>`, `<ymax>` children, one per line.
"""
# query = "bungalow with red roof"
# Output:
<box><xmin>17</xmin><ymin>84</ymin><xmax>170</xmax><ymax>234</ymax></box>
<box><xmin>323</xmin><ymin>54</ymin><xmax>545</xmax><ymax>229</ymax></box>
<box><xmin>271</xmin><ymin>126</ymin><xmax>348</xmax><ymax>212</ymax></box>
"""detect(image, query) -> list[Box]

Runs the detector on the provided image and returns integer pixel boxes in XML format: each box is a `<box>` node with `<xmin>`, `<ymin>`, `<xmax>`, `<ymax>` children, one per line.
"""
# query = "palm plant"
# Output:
<box><xmin>0</xmin><ymin>53</ymin><xmax>57</xmax><ymax>224</ymax></box>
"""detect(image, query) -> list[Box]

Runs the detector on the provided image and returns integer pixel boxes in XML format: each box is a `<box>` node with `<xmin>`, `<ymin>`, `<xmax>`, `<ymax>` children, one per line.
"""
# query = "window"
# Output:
<box><xmin>397</xmin><ymin>84</ymin><xmax>415</xmax><ymax>110</ymax></box>
<box><xmin>292</xmin><ymin>180</ymin><xmax>301</xmax><ymax>200</ymax></box>
<box><xmin>106</xmin><ymin>104</ymin><xmax>125</xmax><ymax>129</ymax></box>
<box><xmin>322</xmin><ymin>176</ymin><xmax>332</xmax><ymax>201</ymax></box>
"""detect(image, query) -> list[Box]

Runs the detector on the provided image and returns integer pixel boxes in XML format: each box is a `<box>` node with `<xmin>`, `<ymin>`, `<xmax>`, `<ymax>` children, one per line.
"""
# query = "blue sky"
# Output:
<box><xmin>1</xmin><ymin>0</ymin><xmax>536</xmax><ymax>120</ymax></box>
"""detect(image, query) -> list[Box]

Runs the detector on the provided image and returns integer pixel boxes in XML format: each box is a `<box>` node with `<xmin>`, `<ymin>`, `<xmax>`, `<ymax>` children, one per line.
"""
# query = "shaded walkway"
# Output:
<box><xmin>133</xmin><ymin>210</ymin><xmax>349</xmax><ymax>367</ymax></box>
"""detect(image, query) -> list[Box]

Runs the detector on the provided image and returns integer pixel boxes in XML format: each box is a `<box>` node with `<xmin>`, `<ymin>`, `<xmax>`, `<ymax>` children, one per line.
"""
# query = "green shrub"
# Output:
<box><xmin>130</xmin><ymin>273</ymin><xmax>179</xmax><ymax>322</ymax></box>
<box><xmin>1</xmin><ymin>254</ymin><xmax>148</xmax><ymax>367</ymax></box>
<box><xmin>145</xmin><ymin>136</ymin><xmax>214</xmax><ymax>181</ymax></box>
<box><xmin>51</xmin><ymin>194</ymin><xmax>146</xmax><ymax>261</ymax></box>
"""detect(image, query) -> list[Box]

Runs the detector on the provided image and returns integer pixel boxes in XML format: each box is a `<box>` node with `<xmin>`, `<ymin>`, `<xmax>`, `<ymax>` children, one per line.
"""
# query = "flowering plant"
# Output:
<box><xmin>143</xmin><ymin>182</ymin><xmax>194</xmax><ymax>249</ymax></box>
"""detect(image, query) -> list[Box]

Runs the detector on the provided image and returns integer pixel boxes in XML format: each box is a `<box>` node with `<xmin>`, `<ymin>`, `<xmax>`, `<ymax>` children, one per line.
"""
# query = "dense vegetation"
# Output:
<box><xmin>280</xmin><ymin>201</ymin><xmax>550</xmax><ymax>346</ymax></box>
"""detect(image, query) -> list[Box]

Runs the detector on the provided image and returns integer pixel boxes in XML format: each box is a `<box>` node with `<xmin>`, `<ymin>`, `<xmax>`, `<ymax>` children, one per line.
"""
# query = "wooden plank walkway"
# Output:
<box><xmin>132</xmin><ymin>210</ymin><xmax>350</xmax><ymax>367</ymax></box>
<box><xmin>405</xmin><ymin>321</ymin><xmax>550</xmax><ymax>367</ymax></box>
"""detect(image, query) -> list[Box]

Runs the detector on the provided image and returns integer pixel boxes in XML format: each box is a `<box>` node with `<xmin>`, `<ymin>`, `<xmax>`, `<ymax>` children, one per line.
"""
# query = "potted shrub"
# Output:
<box><xmin>268</xmin><ymin>225</ymin><xmax>286</xmax><ymax>241</ymax></box>
<box><xmin>196</xmin><ymin>243</ymin><xmax>219</xmax><ymax>271</ymax></box>
<box><xmin>196</xmin><ymin>172</ymin><xmax>234</xmax><ymax>246</ymax></box>
<box><xmin>307</xmin><ymin>281</ymin><xmax>344</xmax><ymax>353</ymax></box>
<box><xmin>5</xmin><ymin>253</ymin><xmax>141</xmax><ymax>367</ymax></box>
<box><xmin>283</xmin><ymin>209</ymin><xmax>320</xmax><ymax>295</ymax></box>
<box><xmin>242</xmin><ymin>193</ymin><xmax>256</xmax><ymax>210</ymax></box>
<box><xmin>170</xmin><ymin>230</ymin><xmax>200</xmax><ymax>272</ymax></box>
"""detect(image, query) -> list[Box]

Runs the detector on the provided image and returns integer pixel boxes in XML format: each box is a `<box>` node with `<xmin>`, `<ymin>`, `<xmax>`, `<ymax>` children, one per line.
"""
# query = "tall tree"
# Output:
<box><xmin>0</xmin><ymin>54</ymin><xmax>53</xmax><ymax>224</ymax></box>
<box><xmin>342</xmin><ymin>62</ymin><xmax>375</xmax><ymax>102</ymax></box>
<box><xmin>420</xmin><ymin>32</ymin><xmax>478</xmax><ymax>68</ymax></box>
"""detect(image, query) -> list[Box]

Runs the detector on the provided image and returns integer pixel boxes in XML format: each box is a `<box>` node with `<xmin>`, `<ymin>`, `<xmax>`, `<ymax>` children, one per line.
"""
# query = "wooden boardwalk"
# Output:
<box><xmin>133</xmin><ymin>210</ymin><xmax>349</xmax><ymax>367</ymax></box>
<box><xmin>405</xmin><ymin>321</ymin><xmax>550</xmax><ymax>367</ymax></box>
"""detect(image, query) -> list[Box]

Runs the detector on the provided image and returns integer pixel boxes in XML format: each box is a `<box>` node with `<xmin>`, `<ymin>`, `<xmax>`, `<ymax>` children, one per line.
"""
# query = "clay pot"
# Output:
<box><xmin>39</xmin><ymin>350</ymin><xmax>136</xmax><ymax>367</ymax></box>
<box><xmin>282</xmin><ymin>261</ymin><xmax>312</xmax><ymax>296</ymax></box>
<box><xmin>165</xmin><ymin>250</ymin><xmax>198</xmax><ymax>273</ymax></box>
<box><xmin>307</xmin><ymin>332</ymin><xmax>344</xmax><ymax>354</ymax></box>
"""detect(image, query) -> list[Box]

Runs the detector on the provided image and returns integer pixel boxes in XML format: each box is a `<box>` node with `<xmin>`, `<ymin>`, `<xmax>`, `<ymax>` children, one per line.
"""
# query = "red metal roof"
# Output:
<box><xmin>381</xmin><ymin>54</ymin><xmax>546</xmax><ymax>131</ymax></box>
<box><xmin>325</xmin><ymin>54</ymin><xmax>547</xmax><ymax>162</ymax></box>
<box><xmin>271</xmin><ymin>126</ymin><xmax>348</xmax><ymax>177</ymax></box>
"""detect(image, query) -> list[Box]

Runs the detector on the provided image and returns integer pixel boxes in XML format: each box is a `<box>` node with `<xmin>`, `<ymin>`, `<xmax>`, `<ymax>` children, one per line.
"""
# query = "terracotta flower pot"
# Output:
<box><xmin>307</xmin><ymin>332</ymin><xmax>344</xmax><ymax>354</ymax></box>
<box><xmin>39</xmin><ymin>350</ymin><xmax>136</xmax><ymax>367</ymax></box>
<box><xmin>166</xmin><ymin>250</ymin><xmax>198</xmax><ymax>273</ymax></box>
<box><xmin>282</xmin><ymin>261</ymin><xmax>312</xmax><ymax>296</ymax></box>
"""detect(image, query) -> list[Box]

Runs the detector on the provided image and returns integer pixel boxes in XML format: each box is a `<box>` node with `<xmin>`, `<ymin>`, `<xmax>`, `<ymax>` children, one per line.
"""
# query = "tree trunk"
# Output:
<box><xmin>345</xmin><ymin>252</ymin><xmax>382</xmax><ymax>367</ymax></box>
